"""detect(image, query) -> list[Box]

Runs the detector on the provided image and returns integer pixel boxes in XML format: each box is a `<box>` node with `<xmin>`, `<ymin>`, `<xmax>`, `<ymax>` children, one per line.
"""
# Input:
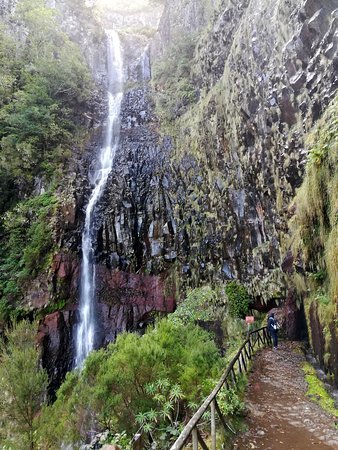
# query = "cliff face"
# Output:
<box><xmin>152</xmin><ymin>0</ymin><xmax>337</xmax><ymax>374</ymax></box>
<box><xmin>92</xmin><ymin>0</ymin><xmax>337</xmax><ymax>302</ymax></box>
<box><xmin>37</xmin><ymin>1</ymin><xmax>177</xmax><ymax>389</ymax></box>
<box><xmin>160</xmin><ymin>0</ymin><xmax>337</xmax><ymax>299</ymax></box>
<box><xmin>19</xmin><ymin>0</ymin><xmax>337</xmax><ymax>387</ymax></box>
<box><xmin>152</xmin><ymin>0</ymin><xmax>337</xmax><ymax>376</ymax></box>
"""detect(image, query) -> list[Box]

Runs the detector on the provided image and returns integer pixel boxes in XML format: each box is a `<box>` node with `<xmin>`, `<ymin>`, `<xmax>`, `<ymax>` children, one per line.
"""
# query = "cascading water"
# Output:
<box><xmin>141</xmin><ymin>45</ymin><xmax>151</xmax><ymax>81</ymax></box>
<box><xmin>75</xmin><ymin>30</ymin><xmax>123</xmax><ymax>368</ymax></box>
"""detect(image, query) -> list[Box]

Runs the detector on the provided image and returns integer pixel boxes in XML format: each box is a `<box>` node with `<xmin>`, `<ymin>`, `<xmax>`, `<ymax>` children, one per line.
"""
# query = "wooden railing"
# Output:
<box><xmin>169</xmin><ymin>326</ymin><xmax>271</xmax><ymax>450</ymax></box>
<box><xmin>133</xmin><ymin>433</ymin><xmax>143</xmax><ymax>449</ymax></box>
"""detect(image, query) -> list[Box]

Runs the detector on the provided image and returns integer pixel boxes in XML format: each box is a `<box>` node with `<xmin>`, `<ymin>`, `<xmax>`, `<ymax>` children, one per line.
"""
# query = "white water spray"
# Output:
<box><xmin>75</xmin><ymin>30</ymin><xmax>123</xmax><ymax>368</ymax></box>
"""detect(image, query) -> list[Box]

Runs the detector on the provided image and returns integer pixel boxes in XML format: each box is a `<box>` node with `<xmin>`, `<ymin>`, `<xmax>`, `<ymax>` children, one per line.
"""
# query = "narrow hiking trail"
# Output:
<box><xmin>233</xmin><ymin>341</ymin><xmax>338</xmax><ymax>449</ymax></box>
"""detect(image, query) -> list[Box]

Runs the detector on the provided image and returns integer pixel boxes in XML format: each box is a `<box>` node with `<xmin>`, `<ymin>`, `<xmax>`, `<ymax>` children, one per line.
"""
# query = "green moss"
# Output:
<box><xmin>37</xmin><ymin>299</ymin><xmax>67</xmax><ymax>318</ymax></box>
<box><xmin>0</xmin><ymin>192</ymin><xmax>58</xmax><ymax>306</ymax></box>
<box><xmin>170</xmin><ymin>285</ymin><xmax>226</xmax><ymax>324</ymax></box>
<box><xmin>302</xmin><ymin>362</ymin><xmax>338</xmax><ymax>418</ymax></box>
<box><xmin>0</xmin><ymin>299</ymin><xmax>28</xmax><ymax>324</ymax></box>
<box><xmin>152</xmin><ymin>33</ymin><xmax>197</xmax><ymax>123</ymax></box>
<box><xmin>288</xmin><ymin>97</ymin><xmax>338</xmax><ymax>367</ymax></box>
<box><xmin>290</xmin><ymin>97</ymin><xmax>338</xmax><ymax>298</ymax></box>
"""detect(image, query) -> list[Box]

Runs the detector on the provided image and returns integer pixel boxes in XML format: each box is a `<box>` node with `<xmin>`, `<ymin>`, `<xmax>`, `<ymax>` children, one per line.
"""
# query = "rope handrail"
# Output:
<box><xmin>169</xmin><ymin>326</ymin><xmax>271</xmax><ymax>450</ymax></box>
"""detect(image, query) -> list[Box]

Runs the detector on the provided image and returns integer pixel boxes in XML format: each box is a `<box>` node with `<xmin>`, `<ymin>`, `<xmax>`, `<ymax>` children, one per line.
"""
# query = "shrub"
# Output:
<box><xmin>0</xmin><ymin>0</ymin><xmax>93</xmax><ymax>205</ymax></box>
<box><xmin>170</xmin><ymin>285</ymin><xmax>226</xmax><ymax>324</ymax></box>
<box><xmin>225</xmin><ymin>281</ymin><xmax>250</xmax><ymax>319</ymax></box>
<box><xmin>152</xmin><ymin>33</ymin><xmax>197</xmax><ymax>122</ymax></box>
<box><xmin>0</xmin><ymin>320</ymin><xmax>48</xmax><ymax>449</ymax></box>
<box><xmin>37</xmin><ymin>319</ymin><xmax>222</xmax><ymax>448</ymax></box>
<box><xmin>0</xmin><ymin>192</ymin><xmax>57</xmax><ymax>305</ymax></box>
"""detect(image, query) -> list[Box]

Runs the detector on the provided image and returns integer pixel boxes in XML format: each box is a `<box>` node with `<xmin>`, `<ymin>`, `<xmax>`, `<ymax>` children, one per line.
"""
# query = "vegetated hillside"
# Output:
<box><xmin>37</xmin><ymin>318</ymin><xmax>225</xmax><ymax>448</ymax></box>
<box><xmin>0</xmin><ymin>0</ymin><xmax>102</xmax><ymax>323</ymax></box>
<box><xmin>0</xmin><ymin>286</ymin><xmax>248</xmax><ymax>448</ymax></box>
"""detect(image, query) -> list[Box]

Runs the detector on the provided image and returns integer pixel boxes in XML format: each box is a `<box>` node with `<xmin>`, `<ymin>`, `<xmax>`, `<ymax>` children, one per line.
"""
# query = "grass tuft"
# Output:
<box><xmin>302</xmin><ymin>362</ymin><xmax>338</xmax><ymax>418</ymax></box>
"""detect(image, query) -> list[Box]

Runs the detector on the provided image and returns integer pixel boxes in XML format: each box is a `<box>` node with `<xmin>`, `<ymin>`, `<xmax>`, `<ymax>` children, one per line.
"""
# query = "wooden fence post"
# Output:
<box><xmin>192</xmin><ymin>427</ymin><xmax>198</xmax><ymax>450</ymax></box>
<box><xmin>133</xmin><ymin>433</ymin><xmax>143</xmax><ymax>450</ymax></box>
<box><xmin>211</xmin><ymin>399</ymin><xmax>216</xmax><ymax>450</ymax></box>
<box><xmin>169</xmin><ymin>327</ymin><xmax>271</xmax><ymax>450</ymax></box>
<box><xmin>241</xmin><ymin>352</ymin><xmax>247</xmax><ymax>372</ymax></box>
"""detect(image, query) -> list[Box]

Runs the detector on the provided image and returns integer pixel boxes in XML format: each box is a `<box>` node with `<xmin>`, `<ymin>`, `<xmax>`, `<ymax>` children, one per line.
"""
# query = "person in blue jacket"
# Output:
<box><xmin>267</xmin><ymin>312</ymin><xmax>279</xmax><ymax>350</ymax></box>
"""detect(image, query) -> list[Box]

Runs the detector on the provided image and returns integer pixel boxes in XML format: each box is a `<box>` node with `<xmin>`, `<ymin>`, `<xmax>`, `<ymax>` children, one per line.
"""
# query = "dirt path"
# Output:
<box><xmin>233</xmin><ymin>341</ymin><xmax>338</xmax><ymax>449</ymax></box>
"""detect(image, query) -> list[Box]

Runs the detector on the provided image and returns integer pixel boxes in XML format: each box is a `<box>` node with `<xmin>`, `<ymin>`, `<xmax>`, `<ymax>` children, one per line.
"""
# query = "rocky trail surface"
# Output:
<box><xmin>233</xmin><ymin>341</ymin><xmax>338</xmax><ymax>449</ymax></box>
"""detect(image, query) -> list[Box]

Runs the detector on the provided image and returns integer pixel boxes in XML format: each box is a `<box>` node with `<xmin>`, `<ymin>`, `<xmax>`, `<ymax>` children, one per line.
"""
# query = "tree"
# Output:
<box><xmin>0</xmin><ymin>320</ymin><xmax>48</xmax><ymax>449</ymax></box>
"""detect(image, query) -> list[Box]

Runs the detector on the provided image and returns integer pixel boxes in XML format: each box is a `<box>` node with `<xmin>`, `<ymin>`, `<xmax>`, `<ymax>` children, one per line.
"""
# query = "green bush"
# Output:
<box><xmin>225</xmin><ymin>281</ymin><xmax>250</xmax><ymax>319</ymax></box>
<box><xmin>170</xmin><ymin>285</ymin><xmax>226</xmax><ymax>324</ymax></box>
<box><xmin>218</xmin><ymin>386</ymin><xmax>245</xmax><ymax>417</ymax></box>
<box><xmin>0</xmin><ymin>320</ymin><xmax>48</xmax><ymax>449</ymax></box>
<box><xmin>37</xmin><ymin>319</ymin><xmax>222</xmax><ymax>448</ymax></box>
<box><xmin>0</xmin><ymin>0</ymin><xmax>93</xmax><ymax>206</ymax></box>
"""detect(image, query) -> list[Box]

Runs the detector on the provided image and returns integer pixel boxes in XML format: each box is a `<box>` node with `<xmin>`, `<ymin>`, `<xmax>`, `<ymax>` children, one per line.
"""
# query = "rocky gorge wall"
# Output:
<box><xmin>148</xmin><ymin>0</ymin><xmax>338</xmax><ymax>375</ymax></box>
<box><xmin>159</xmin><ymin>0</ymin><xmax>337</xmax><ymax>299</ymax></box>
<box><xmin>36</xmin><ymin>1</ymin><xmax>179</xmax><ymax>390</ymax></box>
<box><xmin>17</xmin><ymin>0</ymin><xmax>338</xmax><ymax>389</ymax></box>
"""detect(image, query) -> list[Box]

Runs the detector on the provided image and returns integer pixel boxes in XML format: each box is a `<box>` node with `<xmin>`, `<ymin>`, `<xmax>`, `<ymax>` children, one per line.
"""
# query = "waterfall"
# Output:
<box><xmin>75</xmin><ymin>30</ymin><xmax>123</xmax><ymax>368</ymax></box>
<box><xmin>141</xmin><ymin>45</ymin><xmax>151</xmax><ymax>81</ymax></box>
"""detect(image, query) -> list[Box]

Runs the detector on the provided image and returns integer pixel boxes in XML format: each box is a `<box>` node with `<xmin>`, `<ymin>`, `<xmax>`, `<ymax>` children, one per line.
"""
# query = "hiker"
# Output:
<box><xmin>267</xmin><ymin>312</ymin><xmax>279</xmax><ymax>350</ymax></box>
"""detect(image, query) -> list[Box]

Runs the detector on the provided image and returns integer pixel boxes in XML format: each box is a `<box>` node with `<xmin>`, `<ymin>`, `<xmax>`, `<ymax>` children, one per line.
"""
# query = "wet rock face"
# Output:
<box><xmin>152</xmin><ymin>0</ymin><xmax>214</xmax><ymax>56</ymax></box>
<box><xmin>93</xmin><ymin>39</ymin><xmax>178</xmax><ymax>328</ymax></box>
<box><xmin>40</xmin><ymin>26</ymin><xmax>176</xmax><ymax>391</ymax></box>
<box><xmin>308</xmin><ymin>301</ymin><xmax>338</xmax><ymax>384</ymax></box>
<box><xmin>98</xmin><ymin>85</ymin><xmax>176</xmax><ymax>275</ymax></box>
<box><xmin>148</xmin><ymin>0</ymin><xmax>338</xmax><ymax>301</ymax></box>
<box><xmin>266</xmin><ymin>293</ymin><xmax>306</xmax><ymax>341</ymax></box>
<box><xmin>0</xmin><ymin>0</ymin><xmax>16</xmax><ymax>16</ymax></box>
<box><xmin>37</xmin><ymin>310</ymin><xmax>76</xmax><ymax>398</ymax></box>
<box><xmin>52</xmin><ymin>0</ymin><xmax>107</xmax><ymax>85</ymax></box>
<box><xmin>329</xmin><ymin>323</ymin><xmax>338</xmax><ymax>385</ymax></box>
<box><xmin>95</xmin><ymin>268</ymin><xmax>176</xmax><ymax>345</ymax></box>
<box><xmin>69</xmin><ymin>0</ymin><xmax>337</xmax><ymax>313</ymax></box>
<box><xmin>281</xmin><ymin>290</ymin><xmax>307</xmax><ymax>341</ymax></box>
<box><xmin>308</xmin><ymin>302</ymin><xmax>326</xmax><ymax>368</ymax></box>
